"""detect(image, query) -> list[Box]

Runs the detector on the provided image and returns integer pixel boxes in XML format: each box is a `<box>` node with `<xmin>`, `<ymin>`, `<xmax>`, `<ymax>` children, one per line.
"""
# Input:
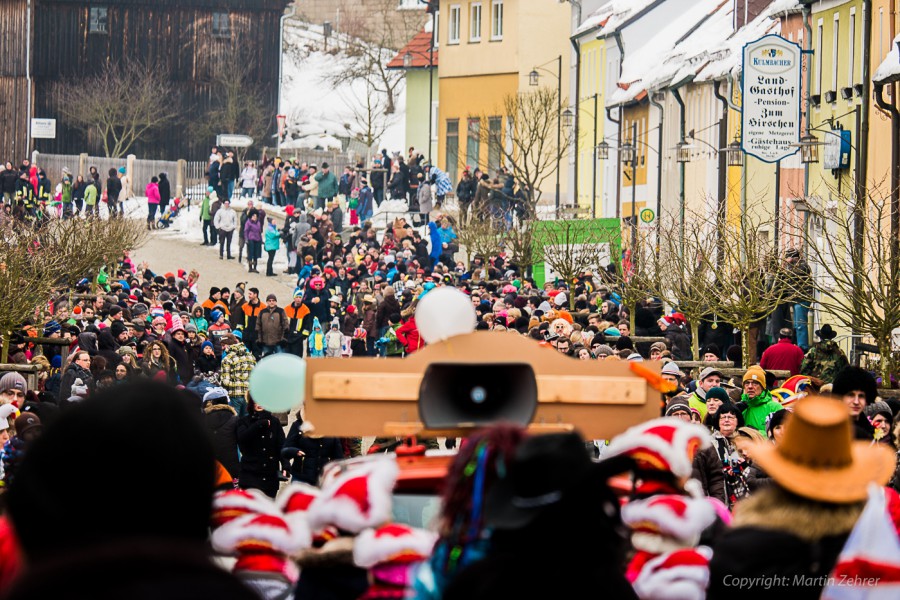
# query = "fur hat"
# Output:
<box><xmin>604</xmin><ymin>418</ymin><xmax>712</xmax><ymax>480</ymax></box>
<box><xmin>307</xmin><ymin>457</ymin><xmax>399</xmax><ymax>534</ymax></box>
<box><xmin>832</xmin><ymin>366</ymin><xmax>878</xmax><ymax>405</ymax></box>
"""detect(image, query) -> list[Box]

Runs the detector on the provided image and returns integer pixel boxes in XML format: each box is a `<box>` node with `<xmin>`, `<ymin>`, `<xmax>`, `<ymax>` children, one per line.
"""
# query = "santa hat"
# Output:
<box><xmin>308</xmin><ymin>457</ymin><xmax>399</xmax><ymax>534</ymax></box>
<box><xmin>604</xmin><ymin>418</ymin><xmax>712</xmax><ymax>480</ymax></box>
<box><xmin>622</xmin><ymin>495</ymin><xmax>716</xmax><ymax>552</ymax></box>
<box><xmin>631</xmin><ymin>547</ymin><xmax>712</xmax><ymax>600</ymax></box>
<box><xmin>211</xmin><ymin>488</ymin><xmax>280</xmax><ymax>528</ymax></box>
<box><xmin>168</xmin><ymin>313</ymin><xmax>186</xmax><ymax>334</ymax></box>
<box><xmin>353</xmin><ymin>523</ymin><xmax>438</xmax><ymax>568</ymax></box>
<box><xmin>212</xmin><ymin>512</ymin><xmax>309</xmax><ymax>557</ymax></box>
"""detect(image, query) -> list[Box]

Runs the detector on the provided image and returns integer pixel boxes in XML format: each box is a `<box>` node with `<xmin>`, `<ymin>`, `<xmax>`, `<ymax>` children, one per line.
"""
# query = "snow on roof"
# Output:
<box><xmin>608</xmin><ymin>0</ymin><xmax>730</xmax><ymax>106</ymax></box>
<box><xmin>767</xmin><ymin>0</ymin><xmax>802</xmax><ymax>15</ymax></box>
<box><xmin>575</xmin><ymin>0</ymin><xmax>659</xmax><ymax>36</ymax></box>
<box><xmin>693</xmin><ymin>2</ymin><xmax>781</xmax><ymax>82</ymax></box>
<box><xmin>875</xmin><ymin>34</ymin><xmax>900</xmax><ymax>84</ymax></box>
<box><xmin>282</xmin><ymin>19</ymin><xmax>406</xmax><ymax>153</ymax></box>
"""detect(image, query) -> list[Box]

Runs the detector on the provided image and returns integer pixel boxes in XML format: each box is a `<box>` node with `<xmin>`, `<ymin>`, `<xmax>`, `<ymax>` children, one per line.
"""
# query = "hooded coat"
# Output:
<box><xmin>203</xmin><ymin>403</ymin><xmax>240</xmax><ymax>480</ymax></box>
<box><xmin>740</xmin><ymin>390</ymin><xmax>783</xmax><ymax>434</ymax></box>
<box><xmin>58</xmin><ymin>362</ymin><xmax>93</xmax><ymax>404</ymax></box>
<box><xmin>282</xmin><ymin>420</ymin><xmax>344</xmax><ymax>485</ymax></box>
<box><xmin>236</xmin><ymin>408</ymin><xmax>287</xmax><ymax>498</ymax></box>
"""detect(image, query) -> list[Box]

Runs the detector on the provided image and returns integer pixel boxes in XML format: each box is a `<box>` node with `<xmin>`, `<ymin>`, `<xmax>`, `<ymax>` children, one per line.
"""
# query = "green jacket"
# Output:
<box><xmin>384</xmin><ymin>323</ymin><xmax>404</xmax><ymax>356</ymax></box>
<box><xmin>200</xmin><ymin>194</ymin><xmax>211</xmax><ymax>220</ymax></box>
<box><xmin>315</xmin><ymin>171</ymin><xmax>339</xmax><ymax>198</ymax></box>
<box><xmin>741</xmin><ymin>389</ymin><xmax>783</xmax><ymax>433</ymax></box>
<box><xmin>61</xmin><ymin>179</ymin><xmax>73</xmax><ymax>203</ymax></box>
<box><xmin>84</xmin><ymin>184</ymin><xmax>98</xmax><ymax>206</ymax></box>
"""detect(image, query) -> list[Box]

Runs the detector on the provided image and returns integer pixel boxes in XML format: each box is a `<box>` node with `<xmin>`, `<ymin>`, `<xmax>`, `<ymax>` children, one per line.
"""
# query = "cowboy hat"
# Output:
<box><xmin>814</xmin><ymin>324</ymin><xmax>838</xmax><ymax>340</ymax></box>
<box><xmin>745</xmin><ymin>395</ymin><xmax>895</xmax><ymax>503</ymax></box>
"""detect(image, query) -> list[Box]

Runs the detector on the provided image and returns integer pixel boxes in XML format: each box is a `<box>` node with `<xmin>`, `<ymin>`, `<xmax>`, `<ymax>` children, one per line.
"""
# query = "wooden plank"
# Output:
<box><xmin>675</xmin><ymin>361</ymin><xmax>735</xmax><ymax>369</ymax></box>
<box><xmin>313</xmin><ymin>372</ymin><xmax>647</xmax><ymax>405</ymax></box>
<box><xmin>383</xmin><ymin>422</ymin><xmax>576</xmax><ymax>437</ymax></box>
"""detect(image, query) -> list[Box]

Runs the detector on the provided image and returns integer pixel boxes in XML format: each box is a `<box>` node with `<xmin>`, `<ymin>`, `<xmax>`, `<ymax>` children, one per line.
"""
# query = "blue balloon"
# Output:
<box><xmin>248</xmin><ymin>353</ymin><xmax>306</xmax><ymax>413</ymax></box>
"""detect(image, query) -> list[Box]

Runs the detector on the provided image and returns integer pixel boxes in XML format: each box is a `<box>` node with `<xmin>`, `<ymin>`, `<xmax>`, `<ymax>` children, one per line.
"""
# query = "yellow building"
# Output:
<box><xmin>436</xmin><ymin>0</ymin><xmax>571</xmax><ymax>202</ymax></box>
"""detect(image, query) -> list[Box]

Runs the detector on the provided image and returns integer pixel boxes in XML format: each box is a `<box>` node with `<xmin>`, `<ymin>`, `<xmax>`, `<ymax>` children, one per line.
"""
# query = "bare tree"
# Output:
<box><xmin>605</xmin><ymin>227</ymin><xmax>660</xmax><ymax>337</ymax></box>
<box><xmin>705</xmin><ymin>202</ymin><xmax>792</xmax><ymax>367</ymax></box>
<box><xmin>791</xmin><ymin>190</ymin><xmax>900</xmax><ymax>381</ymax></box>
<box><xmin>536</xmin><ymin>212</ymin><xmax>617</xmax><ymax>310</ymax></box>
<box><xmin>193</xmin><ymin>48</ymin><xmax>272</xmax><ymax>163</ymax></box>
<box><xmin>0</xmin><ymin>218</ymin><xmax>146</xmax><ymax>361</ymax></box>
<box><xmin>471</xmin><ymin>87</ymin><xmax>572</xmax><ymax>210</ymax></box>
<box><xmin>341</xmin><ymin>89</ymin><xmax>398</xmax><ymax>152</ymax></box>
<box><xmin>325</xmin><ymin>0</ymin><xmax>422</xmax><ymax>115</ymax></box>
<box><xmin>53</xmin><ymin>62</ymin><xmax>177</xmax><ymax>158</ymax></box>
<box><xmin>455</xmin><ymin>204</ymin><xmax>506</xmax><ymax>267</ymax></box>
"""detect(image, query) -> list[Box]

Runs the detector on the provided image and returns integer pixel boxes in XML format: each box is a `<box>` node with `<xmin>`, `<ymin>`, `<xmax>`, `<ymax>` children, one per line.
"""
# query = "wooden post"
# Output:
<box><xmin>176</xmin><ymin>159</ymin><xmax>186</xmax><ymax>198</ymax></box>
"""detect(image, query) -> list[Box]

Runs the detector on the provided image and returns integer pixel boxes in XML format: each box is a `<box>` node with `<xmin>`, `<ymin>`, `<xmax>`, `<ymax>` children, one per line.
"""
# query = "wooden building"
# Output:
<box><xmin>0</xmin><ymin>0</ymin><xmax>289</xmax><ymax>161</ymax></box>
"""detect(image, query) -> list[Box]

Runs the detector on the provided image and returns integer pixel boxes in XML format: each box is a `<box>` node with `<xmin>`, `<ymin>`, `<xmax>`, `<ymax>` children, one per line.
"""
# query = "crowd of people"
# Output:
<box><xmin>0</xmin><ymin>145</ymin><xmax>898</xmax><ymax>597</ymax></box>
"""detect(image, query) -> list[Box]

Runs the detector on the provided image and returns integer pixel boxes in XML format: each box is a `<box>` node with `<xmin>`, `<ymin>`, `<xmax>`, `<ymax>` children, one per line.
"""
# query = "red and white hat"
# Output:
<box><xmin>169</xmin><ymin>313</ymin><xmax>186</xmax><ymax>334</ymax></box>
<box><xmin>277</xmin><ymin>482</ymin><xmax>323</xmax><ymax>540</ymax></box>
<box><xmin>211</xmin><ymin>488</ymin><xmax>279</xmax><ymax>528</ymax></box>
<box><xmin>622</xmin><ymin>495</ymin><xmax>716</xmax><ymax>550</ymax></box>
<box><xmin>631</xmin><ymin>546</ymin><xmax>712</xmax><ymax>600</ymax></box>
<box><xmin>212</xmin><ymin>512</ymin><xmax>309</xmax><ymax>557</ymax></box>
<box><xmin>353</xmin><ymin>523</ymin><xmax>438</xmax><ymax>569</ymax></box>
<box><xmin>605</xmin><ymin>418</ymin><xmax>712</xmax><ymax>479</ymax></box>
<box><xmin>308</xmin><ymin>457</ymin><xmax>399</xmax><ymax>534</ymax></box>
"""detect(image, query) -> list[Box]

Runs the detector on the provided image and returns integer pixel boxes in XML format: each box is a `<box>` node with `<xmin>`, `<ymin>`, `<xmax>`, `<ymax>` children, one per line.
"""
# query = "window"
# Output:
<box><xmin>469</xmin><ymin>3</ymin><xmax>482</xmax><ymax>42</ymax></box>
<box><xmin>487</xmin><ymin>117</ymin><xmax>502</xmax><ymax>172</ymax></box>
<box><xmin>816</xmin><ymin>19</ymin><xmax>823</xmax><ymax>94</ymax></box>
<box><xmin>848</xmin><ymin>9</ymin><xmax>856</xmax><ymax>87</ymax></box>
<box><xmin>491</xmin><ymin>0</ymin><xmax>503</xmax><ymax>40</ymax></box>
<box><xmin>433</xmin><ymin>11</ymin><xmax>439</xmax><ymax>48</ymax></box>
<box><xmin>212</xmin><ymin>12</ymin><xmax>230</xmax><ymax>38</ymax></box>
<box><xmin>831</xmin><ymin>14</ymin><xmax>839</xmax><ymax>93</ymax></box>
<box><xmin>431</xmin><ymin>102</ymin><xmax>439</xmax><ymax>142</ymax></box>
<box><xmin>448</xmin><ymin>5</ymin><xmax>461</xmax><ymax>44</ymax></box>
<box><xmin>88</xmin><ymin>7</ymin><xmax>108</xmax><ymax>34</ymax></box>
<box><xmin>446</xmin><ymin>120</ymin><xmax>459</xmax><ymax>185</ymax></box>
<box><xmin>466</xmin><ymin>118</ymin><xmax>481</xmax><ymax>169</ymax></box>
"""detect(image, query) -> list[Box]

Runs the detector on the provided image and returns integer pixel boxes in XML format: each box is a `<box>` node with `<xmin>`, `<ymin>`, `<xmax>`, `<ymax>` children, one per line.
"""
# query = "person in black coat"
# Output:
<box><xmin>202</xmin><ymin>389</ymin><xmax>241</xmax><ymax>481</ymax></box>
<box><xmin>58</xmin><ymin>351</ymin><xmax>94</xmax><ymax>403</ymax></box>
<box><xmin>281</xmin><ymin>415</ymin><xmax>344</xmax><ymax>485</ymax></box>
<box><xmin>157</xmin><ymin>172</ymin><xmax>171</xmax><ymax>213</ymax></box>
<box><xmin>236</xmin><ymin>397</ymin><xmax>288</xmax><ymax>498</ymax></box>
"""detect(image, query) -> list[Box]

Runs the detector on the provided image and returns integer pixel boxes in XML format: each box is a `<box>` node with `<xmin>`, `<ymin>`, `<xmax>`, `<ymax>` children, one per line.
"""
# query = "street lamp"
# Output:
<box><xmin>562</xmin><ymin>108</ymin><xmax>574</xmax><ymax>129</ymax></box>
<box><xmin>676</xmin><ymin>140</ymin><xmax>691</xmax><ymax>164</ymax></box>
<box><xmin>727</xmin><ymin>138</ymin><xmax>744</xmax><ymax>167</ymax></box>
<box><xmin>403</xmin><ymin>52</ymin><xmax>413</xmax><ymax>68</ymax></box>
<box><xmin>529</xmin><ymin>55</ymin><xmax>564</xmax><ymax>211</ymax></box>
<box><xmin>596</xmin><ymin>140</ymin><xmax>610</xmax><ymax>160</ymax></box>
<box><xmin>799</xmin><ymin>133</ymin><xmax>820</xmax><ymax>164</ymax></box>
<box><xmin>619</xmin><ymin>140</ymin><xmax>635</xmax><ymax>165</ymax></box>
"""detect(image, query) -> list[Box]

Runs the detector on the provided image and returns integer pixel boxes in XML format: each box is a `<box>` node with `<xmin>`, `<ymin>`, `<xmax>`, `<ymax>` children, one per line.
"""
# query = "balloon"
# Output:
<box><xmin>415</xmin><ymin>286</ymin><xmax>477</xmax><ymax>344</ymax></box>
<box><xmin>249</xmin><ymin>353</ymin><xmax>307</xmax><ymax>413</ymax></box>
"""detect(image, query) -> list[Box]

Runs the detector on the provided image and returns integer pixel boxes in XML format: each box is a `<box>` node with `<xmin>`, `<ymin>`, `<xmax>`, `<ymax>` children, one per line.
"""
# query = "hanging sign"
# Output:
<box><xmin>741</xmin><ymin>34</ymin><xmax>802</xmax><ymax>163</ymax></box>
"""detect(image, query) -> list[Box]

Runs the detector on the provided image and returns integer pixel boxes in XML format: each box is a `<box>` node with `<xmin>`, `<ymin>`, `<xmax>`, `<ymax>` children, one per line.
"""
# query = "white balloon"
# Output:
<box><xmin>415</xmin><ymin>287</ymin><xmax>477</xmax><ymax>344</ymax></box>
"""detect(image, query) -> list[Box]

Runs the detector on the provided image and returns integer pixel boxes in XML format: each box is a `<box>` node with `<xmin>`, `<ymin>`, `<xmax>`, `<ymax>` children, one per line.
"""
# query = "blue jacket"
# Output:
<box><xmin>428</xmin><ymin>222</ymin><xmax>442</xmax><ymax>260</ymax></box>
<box><xmin>264</xmin><ymin>223</ymin><xmax>281</xmax><ymax>252</ymax></box>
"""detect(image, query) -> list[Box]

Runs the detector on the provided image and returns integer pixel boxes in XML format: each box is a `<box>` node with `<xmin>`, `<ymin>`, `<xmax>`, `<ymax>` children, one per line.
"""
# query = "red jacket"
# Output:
<box><xmin>760</xmin><ymin>338</ymin><xmax>805</xmax><ymax>376</ymax></box>
<box><xmin>395</xmin><ymin>317</ymin><xmax>423</xmax><ymax>354</ymax></box>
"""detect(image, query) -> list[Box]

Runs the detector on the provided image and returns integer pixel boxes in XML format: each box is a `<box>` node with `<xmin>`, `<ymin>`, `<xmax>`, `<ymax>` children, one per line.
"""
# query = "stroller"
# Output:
<box><xmin>156</xmin><ymin>197</ymin><xmax>182</xmax><ymax>228</ymax></box>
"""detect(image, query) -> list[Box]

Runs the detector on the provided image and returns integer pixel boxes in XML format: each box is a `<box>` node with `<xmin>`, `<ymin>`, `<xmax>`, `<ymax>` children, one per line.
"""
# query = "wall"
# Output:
<box><xmin>405</xmin><ymin>69</ymin><xmax>439</xmax><ymax>162</ymax></box>
<box><xmin>575</xmin><ymin>38</ymin><xmax>607</xmax><ymax>216</ymax></box>
<box><xmin>0</xmin><ymin>0</ymin><xmax>31</xmax><ymax>161</ymax></box>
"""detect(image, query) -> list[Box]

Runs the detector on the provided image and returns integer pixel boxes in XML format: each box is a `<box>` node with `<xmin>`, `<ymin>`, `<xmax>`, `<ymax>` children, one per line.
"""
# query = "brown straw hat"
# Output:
<box><xmin>746</xmin><ymin>395</ymin><xmax>896</xmax><ymax>503</ymax></box>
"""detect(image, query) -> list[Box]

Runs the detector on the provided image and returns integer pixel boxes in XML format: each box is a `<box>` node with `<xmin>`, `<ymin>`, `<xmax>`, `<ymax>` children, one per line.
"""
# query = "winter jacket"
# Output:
<box><xmin>237</xmin><ymin>410</ymin><xmax>287</xmax><ymax>498</ymax></box>
<box><xmin>240</xmin><ymin>166</ymin><xmax>258</xmax><ymax>189</ymax></box>
<box><xmin>58</xmin><ymin>363</ymin><xmax>94</xmax><ymax>403</ymax></box>
<box><xmin>315</xmin><ymin>170</ymin><xmax>339</xmax><ymax>198</ymax></box>
<box><xmin>264</xmin><ymin>223</ymin><xmax>281</xmax><ymax>252</ymax></box>
<box><xmin>691</xmin><ymin>445</ymin><xmax>727</xmax><ymax>504</ymax></box>
<box><xmin>146</xmin><ymin>182</ymin><xmax>160</xmax><ymax>205</ymax></box>
<box><xmin>664</xmin><ymin>324</ymin><xmax>693</xmax><ymax>361</ymax></box>
<box><xmin>220</xmin><ymin>342</ymin><xmax>256</xmax><ymax>399</ymax></box>
<box><xmin>243</xmin><ymin>219</ymin><xmax>262</xmax><ymax>242</ymax></box>
<box><xmin>166</xmin><ymin>337</ymin><xmax>193</xmax><ymax>384</ymax></box>
<box><xmin>284</xmin><ymin>302</ymin><xmax>312</xmax><ymax>342</ymax></box>
<box><xmin>0</xmin><ymin>168</ymin><xmax>17</xmax><ymax>195</ymax></box>
<box><xmin>760</xmin><ymin>338</ymin><xmax>805</xmax><ymax>376</ymax></box>
<box><xmin>84</xmin><ymin>182</ymin><xmax>98</xmax><ymax>206</ymax></box>
<box><xmin>740</xmin><ymin>390</ymin><xmax>783</xmax><ymax>434</ymax></box>
<box><xmin>106</xmin><ymin>177</ymin><xmax>122</xmax><ymax>202</ymax></box>
<box><xmin>256</xmin><ymin>306</ymin><xmax>288</xmax><ymax>346</ymax></box>
<box><xmin>220</xmin><ymin>157</ymin><xmax>238</xmax><ymax>182</ymax></box>
<box><xmin>158</xmin><ymin>175</ymin><xmax>171</xmax><ymax>206</ymax></box>
<box><xmin>282</xmin><ymin>422</ymin><xmax>344</xmax><ymax>485</ymax></box>
<box><xmin>375</xmin><ymin>295</ymin><xmax>400</xmax><ymax>330</ymax></box>
<box><xmin>200</xmin><ymin>194</ymin><xmax>211</xmax><ymax>220</ymax></box>
<box><xmin>799</xmin><ymin>341</ymin><xmax>849</xmax><ymax>384</ymax></box>
<box><xmin>213</xmin><ymin>206</ymin><xmax>238</xmax><ymax>232</ymax></box>
<box><xmin>204</xmin><ymin>403</ymin><xmax>241</xmax><ymax>480</ymax></box>
<box><xmin>417</xmin><ymin>182</ymin><xmax>433</xmax><ymax>215</ymax></box>
<box><xmin>708</xmin><ymin>486</ymin><xmax>860</xmax><ymax>600</ymax></box>
<box><xmin>395</xmin><ymin>317</ymin><xmax>424</xmax><ymax>353</ymax></box>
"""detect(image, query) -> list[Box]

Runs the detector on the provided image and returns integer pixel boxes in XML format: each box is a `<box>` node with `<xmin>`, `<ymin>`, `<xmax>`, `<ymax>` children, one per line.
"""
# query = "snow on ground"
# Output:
<box><xmin>281</xmin><ymin>20</ymin><xmax>406</xmax><ymax>154</ymax></box>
